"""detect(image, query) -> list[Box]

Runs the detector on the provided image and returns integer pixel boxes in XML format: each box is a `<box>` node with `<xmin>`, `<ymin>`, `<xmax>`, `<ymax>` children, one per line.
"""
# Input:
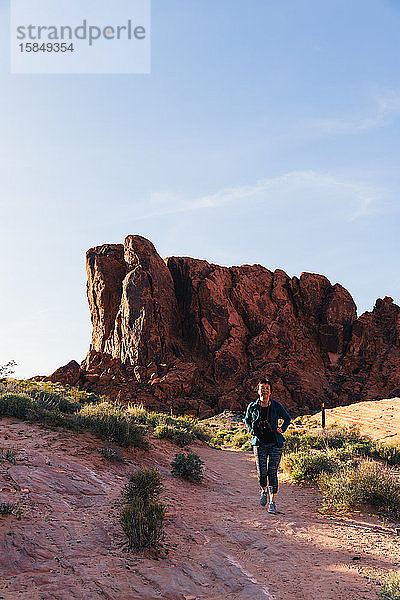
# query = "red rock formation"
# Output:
<box><xmin>47</xmin><ymin>236</ymin><xmax>400</xmax><ymax>417</ymax></box>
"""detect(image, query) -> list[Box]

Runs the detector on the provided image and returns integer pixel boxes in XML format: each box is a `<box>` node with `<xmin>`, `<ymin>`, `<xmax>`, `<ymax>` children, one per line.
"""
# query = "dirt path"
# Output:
<box><xmin>0</xmin><ymin>417</ymin><xmax>399</xmax><ymax>600</ymax></box>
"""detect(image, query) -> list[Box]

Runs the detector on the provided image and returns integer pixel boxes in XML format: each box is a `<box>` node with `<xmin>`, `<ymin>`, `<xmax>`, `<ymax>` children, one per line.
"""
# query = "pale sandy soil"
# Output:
<box><xmin>0</xmin><ymin>413</ymin><xmax>399</xmax><ymax>600</ymax></box>
<box><xmin>310</xmin><ymin>397</ymin><xmax>400</xmax><ymax>443</ymax></box>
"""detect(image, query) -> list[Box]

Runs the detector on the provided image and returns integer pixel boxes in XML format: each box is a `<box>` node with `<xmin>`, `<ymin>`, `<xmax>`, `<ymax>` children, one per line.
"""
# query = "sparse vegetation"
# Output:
<box><xmin>0</xmin><ymin>392</ymin><xmax>37</xmax><ymax>419</ymax></box>
<box><xmin>282</xmin><ymin>424</ymin><xmax>400</xmax><ymax>521</ymax></box>
<box><xmin>371</xmin><ymin>442</ymin><xmax>400</xmax><ymax>467</ymax></box>
<box><xmin>0</xmin><ymin>502</ymin><xmax>22</xmax><ymax>518</ymax></box>
<box><xmin>73</xmin><ymin>402</ymin><xmax>149</xmax><ymax>449</ymax></box>
<box><xmin>153</xmin><ymin>423</ymin><xmax>196</xmax><ymax>447</ymax></box>
<box><xmin>120</xmin><ymin>468</ymin><xmax>165</xmax><ymax>552</ymax></box>
<box><xmin>0</xmin><ymin>448</ymin><xmax>18</xmax><ymax>464</ymax></box>
<box><xmin>171</xmin><ymin>451</ymin><xmax>205</xmax><ymax>482</ymax></box>
<box><xmin>320</xmin><ymin>459</ymin><xmax>400</xmax><ymax>519</ymax></box>
<box><xmin>0</xmin><ymin>385</ymin><xmax>212</xmax><ymax>454</ymax></box>
<box><xmin>99</xmin><ymin>445</ymin><xmax>124</xmax><ymax>462</ymax></box>
<box><xmin>282</xmin><ymin>449</ymin><xmax>346</xmax><ymax>483</ymax></box>
<box><xmin>123</xmin><ymin>467</ymin><xmax>163</xmax><ymax>503</ymax></box>
<box><xmin>29</xmin><ymin>388</ymin><xmax>81</xmax><ymax>414</ymax></box>
<box><xmin>200</xmin><ymin>412</ymin><xmax>252</xmax><ymax>451</ymax></box>
<box><xmin>379</xmin><ymin>571</ymin><xmax>400</xmax><ymax>600</ymax></box>
<box><xmin>0</xmin><ymin>360</ymin><xmax>17</xmax><ymax>378</ymax></box>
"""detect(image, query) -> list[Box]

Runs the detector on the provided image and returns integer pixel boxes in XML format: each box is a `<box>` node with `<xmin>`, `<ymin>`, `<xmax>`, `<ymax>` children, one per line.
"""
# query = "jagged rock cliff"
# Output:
<box><xmin>48</xmin><ymin>235</ymin><xmax>400</xmax><ymax>416</ymax></box>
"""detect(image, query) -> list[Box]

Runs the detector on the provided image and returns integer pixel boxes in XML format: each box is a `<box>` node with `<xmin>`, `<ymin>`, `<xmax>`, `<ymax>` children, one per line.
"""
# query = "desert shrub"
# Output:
<box><xmin>0</xmin><ymin>392</ymin><xmax>69</xmax><ymax>427</ymax></box>
<box><xmin>189</xmin><ymin>422</ymin><xmax>212</xmax><ymax>442</ymax></box>
<box><xmin>320</xmin><ymin>459</ymin><xmax>400</xmax><ymax>518</ymax></box>
<box><xmin>283</xmin><ymin>430</ymin><xmax>310</xmax><ymax>453</ymax></box>
<box><xmin>283</xmin><ymin>449</ymin><xmax>343</xmax><ymax>483</ymax></box>
<box><xmin>126</xmin><ymin>403</ymin><xmax>148</xmax><ymax>424</ymax></box>
<box><xmin>0</xmin><ymin>502</ymin><xmax>21</xmax><ymax>518</ymax></box>
<box><xmin>240</xmin><ymin>439</ymin><xmax>252</xmax><ymax>451</ymax></box>
<box><xmin>120</xmin><ymin>499</ymin><xmax>165</xmax><ymax>551</ymax></box>
<box><xmin>29</xmin><ymin>389</ymin><xmax>81</xmax><ymax>414</ymax></box>
<box><xmin>344</xmin><ymin>439</ymin><xmax>376</xmax><ymax>457</ymax></box>
<box><xmin>120</xmin><ymin>468</ymin><xmax>165</xmax><ymax>552</ymax></box>
<box><xmin>230</xmin><ymin>429</ymin><xmax>252</xmax><ymax>448</ymax></box>
<box><xmin>171</xmin><ymin>451</ymin><xmax>204</xmax><ymax>482</ymax></box>
<box><xmin>153</xmin><ymin>424</ymin><xmax>195</xmax><ymax>447</ymax></box>
<box><xmin>99</xmin><ymin>446</ymin><xmax>124</xmax><ymax>462</ymax></box>
<box><xmin>143</xmin><ymin>411</ymin><xmax>164</xmax><ymax>427</ymax></box>
<box><xmin>144</xmin><ymin>411</ymin><xmax>211</xmax><ymax>441</ymax></box>
<box><xmin>73</xmin><ymin>402</ymin><xmax>149</xmax><ymax>449</ymax></box>
<box><xmin>0</xmin><ymin>448</ymin><xmax>18</xmax><ymax>464</ymax></box>
<box><xmin>379</xmin><ymin>571</ymin><xmax>400</xmax><ymax>600</ymax></box>
<box><xmin>123</xmin><ymin>468</ymin><xmax>163</xmax><ymax>503</ymax></box>
<box><xmin>0</xmin><ymin>393</ymin><xmax>36</xmax><ymax>419</ymax></box>
<box><xmin>293</xmin><ymin>425</ymin><xmax>370</xmax><ymax>452</ymax></box>
<box><xmin>371</xmin><ymin>442</ymin><xmax>400</xmax><ymax>467</ymax></box>
<box><xmin>209</xmin><ymin>429</ymin><xmax>232</xmax><ymax>447</ymax></box>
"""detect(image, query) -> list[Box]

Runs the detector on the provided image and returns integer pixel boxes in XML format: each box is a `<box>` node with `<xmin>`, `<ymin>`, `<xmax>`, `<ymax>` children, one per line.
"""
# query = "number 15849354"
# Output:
<box><xmin>19</xmin><ymin>43</ymin><xmax>74</xmax><ymax>52</ymax></box>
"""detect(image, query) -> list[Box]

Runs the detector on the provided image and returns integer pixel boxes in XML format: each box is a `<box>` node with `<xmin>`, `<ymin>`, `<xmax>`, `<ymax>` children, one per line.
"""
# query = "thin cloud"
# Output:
<box><xmin>304</xmin><ymin>90</ymin><xmax>400</xmax><ymax>135</ymax></box>
<box><xmin>146</xmin><ymin>170</ymin><xmax>383</xmax><ymax>222</ymax></box>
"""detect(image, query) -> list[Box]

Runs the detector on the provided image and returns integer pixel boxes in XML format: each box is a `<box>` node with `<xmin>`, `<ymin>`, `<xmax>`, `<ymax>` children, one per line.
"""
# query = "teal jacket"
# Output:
<box><xmin>244</xmin><ymin>398</ymin><xmax>291</xmax><ymax>448</ymax></box>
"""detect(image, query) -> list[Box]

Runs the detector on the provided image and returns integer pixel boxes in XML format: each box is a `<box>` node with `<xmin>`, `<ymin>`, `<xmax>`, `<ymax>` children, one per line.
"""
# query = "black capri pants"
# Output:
<box><xmin>253</xmin><ymin>443</ymin><xmax>283</xmax><ymax>493</ymax></box>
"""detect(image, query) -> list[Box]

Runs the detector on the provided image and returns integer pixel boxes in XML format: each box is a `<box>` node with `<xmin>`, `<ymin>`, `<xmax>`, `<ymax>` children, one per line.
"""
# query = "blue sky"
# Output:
<box><xmin>1</xmin><ymin>0</ymin><xmax>400</xmax><ymax>378</ymax></box>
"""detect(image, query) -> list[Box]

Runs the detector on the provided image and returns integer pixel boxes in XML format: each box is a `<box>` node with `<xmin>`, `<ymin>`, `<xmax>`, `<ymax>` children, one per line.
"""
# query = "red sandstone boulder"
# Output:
<box><xmin>46</xmin><ymin>360</ymin><xmax>81</xmax><ymax>386</ymax></box>
<box><xmin>47</xmin><ymin>236</ymin><xmax>400</xmax><ymax>417</ymax></box>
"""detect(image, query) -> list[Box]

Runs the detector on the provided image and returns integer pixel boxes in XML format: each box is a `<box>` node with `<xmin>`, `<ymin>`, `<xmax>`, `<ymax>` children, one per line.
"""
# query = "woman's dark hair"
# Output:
<box><xmin>257</xmin><ymin>378</ymin><xmax>272</xmax><ymax>391</ymax></box>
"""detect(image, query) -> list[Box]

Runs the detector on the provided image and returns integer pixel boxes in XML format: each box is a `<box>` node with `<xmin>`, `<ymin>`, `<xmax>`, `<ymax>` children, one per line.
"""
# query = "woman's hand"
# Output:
<box><xmin>276</xmin><ymin>427</ymin><xmax>283</xmax><ymax>434</ymax></box>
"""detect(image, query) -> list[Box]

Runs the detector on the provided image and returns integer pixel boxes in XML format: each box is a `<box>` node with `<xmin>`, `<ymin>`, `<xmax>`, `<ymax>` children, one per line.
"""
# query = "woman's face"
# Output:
<box><xmin>258</xmin><ymin>383</ymin><xmax>271</xmax><ymax>400</ymax></box>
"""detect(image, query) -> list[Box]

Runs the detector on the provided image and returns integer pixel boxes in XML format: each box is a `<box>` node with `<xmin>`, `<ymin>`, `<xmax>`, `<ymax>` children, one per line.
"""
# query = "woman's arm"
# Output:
<box><xmin>244</xmin><ymin>404</ymin><xmax>254</xmax><ymax>433</ymax></box>
<box><xmin>277</xmin><ymin>403</ymin><xmax>291</xmax><ymax>433</ymax></box>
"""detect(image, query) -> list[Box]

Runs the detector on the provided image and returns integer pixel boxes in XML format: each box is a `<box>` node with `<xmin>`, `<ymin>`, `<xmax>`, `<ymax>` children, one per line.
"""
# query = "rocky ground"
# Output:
<box><xmin>0</xmin><ymin>405</ymin><xmax>399</xmax><ymax>600</ymax></box>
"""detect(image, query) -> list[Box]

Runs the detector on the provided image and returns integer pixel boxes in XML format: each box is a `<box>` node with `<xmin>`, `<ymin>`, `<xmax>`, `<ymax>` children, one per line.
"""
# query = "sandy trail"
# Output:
<box><xmin>0</xmin><ymin>416</ymin><xmax>398</xmax><ymax>600</ymax></box>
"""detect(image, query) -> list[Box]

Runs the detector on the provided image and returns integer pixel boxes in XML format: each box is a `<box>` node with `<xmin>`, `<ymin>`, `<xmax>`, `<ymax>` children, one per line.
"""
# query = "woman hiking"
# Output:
<box><xmin>244</xmin><ymin>378</ymin><xmax>291</xmax><ymax>514</ymax></box>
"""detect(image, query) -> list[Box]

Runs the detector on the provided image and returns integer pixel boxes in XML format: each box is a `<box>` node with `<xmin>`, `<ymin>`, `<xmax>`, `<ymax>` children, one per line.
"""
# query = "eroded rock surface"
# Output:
<box><xmin>0</xmin><ymin>417</ymin><xmax>398</xmax><ymax>600</ymax></box>
<box><xmin>47</xmin><ymin>235</ymin><xmax>400</xmax><ymax>416</ymax></box>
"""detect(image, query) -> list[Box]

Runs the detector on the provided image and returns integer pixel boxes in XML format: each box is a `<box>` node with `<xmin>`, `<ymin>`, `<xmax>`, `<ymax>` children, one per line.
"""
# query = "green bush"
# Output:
<box><xmin>287</xmin><ymin>425</ymin><xmax>372</xmax><ymax>452</ymax></box>
<box><xmin>73</xmin><ymin>402</ymin><xmax>149</xmax><ymax>449</ymax></box>
<box><xmin>240</xmin><ymin>440</ymin><xmax>252</xmax><ymax>451</ymax></box>
<box><xmin>0</xmin><ymin>392</ymin><xmax>70</xmax><ymax>428</ymax></box>
<box><xmin>283</xmin><ymin>449</ymin><xmax>343</xmax><ymax>483</ymax></box>
<box><xmin>320</xmin><ymin>459</ymin><xmax>400</xmax><ymax>518</ymax></box>
<box><xmin>126</xmin><ymin>403</ymin><xmax>148</xmax><ymax>424</ymax></box>
<box><xmin>230</xmin><ymin>428</ymin><xmax>252</xmax><ymax>448</ymax></box>
<box><xmin>124</xmin><ymin>468</ymin><xmax>163</xmax><ymax>503</ymax></box>
<box><xmin>0</xmin><ymin>393</ymin><xmax>36</xmax><ymax>419</ymax></box>
<box><xmin>120</xmin><ymin>499</ymin><xmax>165</xmax><ymax>551</ymax></box>
<box><xmin>144</xmin><ymin>411</ymin><xmax>212</xmax><ymax>442</ymax></box>
<box><xmin>99</xmin><ymin>446</ymin><xmax>124</xmax><ymax>462</ymax></box>
<box><xmin>153</xmin><ymin>424</ymin><xmax>195</xmax><ymax>447</ymax></box>
<box><xmin>0</xmin><ymin>448</ymin><xmax>17</xmax><ymax>464</ymax></box>
<box><xmin>120</xmin><ymin>468</ymin><xmax>165</xmax><ymax>552</ymax></box>
<box><xmin>209</xmin><ymin>429</ymin><xmax>232</xmax><ymax>447</ymax></box>
<box><xmin>189</xmin><ymin>422</ymin><xmax>212</xmax><ymax>442</ymax></box>
<box><xmin>29</xmin><ymin>389</ymin><xmax>81</xmax><ymax>414</ymax></box>
<box><xmin>379</xmin><ymin>571</ymin><xmax>400</xmax><ymax>600</ymax></box>
<box><xmin>372</xmin><ymin>442</ymin><xmax>400</xmax><ymax>467</ymax></box>
<box><xmin>171</xmin><ymin>451</ymin><xmax>204</xmax><ymax>482</ymax></box>
<box><xmin>0</xmin><ymin>502</ymin><xmax>22</xmax><ymax>518</ymax></box>
<box><xmin>283</xmin><ymin>430</ymin><xmax>310</xmax><ymax>453</ymax></box>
